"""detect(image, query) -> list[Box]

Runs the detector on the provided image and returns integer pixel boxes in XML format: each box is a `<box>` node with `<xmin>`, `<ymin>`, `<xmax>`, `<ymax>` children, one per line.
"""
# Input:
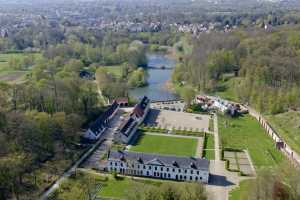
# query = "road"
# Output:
<box><xmin>39</xmin><ymin>110</ymin><xmax>123</xmax><ymax>200</ymax></box>
<box><xmin>206</xmin><ymin>114</ymin><xmax>243</xmax><ymax>200</ymax></box>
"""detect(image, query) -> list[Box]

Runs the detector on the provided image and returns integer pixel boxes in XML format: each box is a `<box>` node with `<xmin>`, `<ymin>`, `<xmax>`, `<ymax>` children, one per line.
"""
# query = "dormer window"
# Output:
<box><xmin>190</xmin><ymin>162</ymin><xmax>196</xmax><ymax>169</ymax></box>
<box><xmin>172</xmin><ymin>161</ymin><xmax>178</xmax><ymax>167</ymax></box>
<box><xmin>138</xmin><ymin>157</ymin><xmax>143</xmax><ymax>163</ymax></box>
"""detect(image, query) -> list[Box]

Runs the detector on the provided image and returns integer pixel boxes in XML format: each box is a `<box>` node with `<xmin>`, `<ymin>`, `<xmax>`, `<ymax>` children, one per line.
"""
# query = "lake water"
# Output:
<box><xmin>129</xmin><ymin>54</ymin><xmax>179</xmax><ymax>101</ymax></box>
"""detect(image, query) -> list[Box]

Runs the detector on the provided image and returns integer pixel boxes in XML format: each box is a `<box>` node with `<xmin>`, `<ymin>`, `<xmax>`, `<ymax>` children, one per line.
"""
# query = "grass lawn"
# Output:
<box><xmin>229</xmin><ymin>179</ymin><xmax>253</xmax><ymax>200</ymax></box>
<box><xmin>101</xmin><ymin>65</ymin><xmax>122</xmax><ymax>77</ymax></box>
<box><xmin>266</xmin><ymin>111</ymin><xmax>300</xmax><ymax>155</ymax></box>
<box><xmin>130</xmin><ymin>133</ymin><xmax>198</xmax><ymax>157</ymax></box>
<box><xmin>218</xmin><ymin>114</ymin><xmax>285</xmax><ymax>168</ymax></box>
<box><xmin>99</xmin><ymin>176</ymin><xmax>162</xmax><ymax>199</ymax></box>
<box><xmin>203</xmin><ymin>134</ymin><xmax>215</xmax><ymax>160</ymax></box>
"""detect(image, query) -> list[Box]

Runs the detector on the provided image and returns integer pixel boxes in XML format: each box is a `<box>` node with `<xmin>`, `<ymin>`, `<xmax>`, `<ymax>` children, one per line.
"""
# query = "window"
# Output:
<box><xmin>155</xmin><ymin>167</ymin><xmax>157</xmax><ymax>170</ymax></box>
<box><xmin>190</xmin><ymin>176</ymin><xmax>192</xmax><ymax>180</ymax></box>
<box><xmin>184</xmin><ymin>169</ymin><xmax>187</xmax><ymax>173</ymax></box>
<box><xmin>115</xmin><ymin>162</ymin><xmax>117</xmax><ymax>166</ymax></box>
<box><xmin>172</xmin><ymin>168</ymin><xmax>175</xmax><ymax>172</ymax></box>
<box><xmin>147</xmin><ymin>171</ymin><xmax>149</xmax><ymax>176</ymax></box>
<box><xmin>196</xmin><ymin>177</ymin><xmax>198</xmax><ymax>181</ymax></box>
<box><xmin>184</xmin><ymin>176</ymin><xmax>186</xmax><ymax>180</ymax></box>
<box><xmin>161</xmin><ymin>167</ymin><xmax>163</xmax><ymax>171</ymax></box>
<box><xmin>121</xmin><ymin>163</ymin><xmax>123</xmax><ymax>167</ymax></box>
<box><xmin>200</xmin><ymin>177</ymin><xmax>202</xmax><ymax>180</ymax></box>
<box><xmin>191</xmin><ymin>170</ymin><xmax>193</xmax><ymax>174</ymax></box>
<box><xmin>138</xmin><ymin>165</ymin><xmax>140</xmax><ymax>169</ymax></box>
<box><xmin>149</xmin><ymin>166</ymin><xmax>151</xmax><ymax>170</ymax></box>
<box><xmin>143</xmin><ymin>165</ymin><xmax>146</xmax><ymax>169</ymax></box>
<box><xmin>168</xmin><ymin>174</ymin><xmax>171</xmax><ymax>178</ymax></box>
<box><xmin>167</xmin><ymin>168</ymin><xmax>169</xmax><ymax>172</ymax></box>
<box><xmin>197</xmin><ymin>171</ymin><xmax>199</xmax><ymax>175</ymax></box>
<box><xmin>178</xmin><ymin>169</ymin><xmax>181</xmax><ymax>173</ymax></box>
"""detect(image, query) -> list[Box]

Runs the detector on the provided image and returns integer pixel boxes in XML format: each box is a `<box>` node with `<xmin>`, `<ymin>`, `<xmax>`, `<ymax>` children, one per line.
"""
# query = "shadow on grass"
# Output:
<box><xmin>129</xmin><ymin>132</ymin><xmax>146</xmax><ymax>146</ymax></box>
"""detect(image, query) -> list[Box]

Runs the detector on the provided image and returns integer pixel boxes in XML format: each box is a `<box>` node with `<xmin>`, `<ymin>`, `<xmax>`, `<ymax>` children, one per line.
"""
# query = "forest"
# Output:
<box><xmin>173</xmin><ymin>26</ymin><xmax>300</xmax><ymax>114</ymax></box>
<box><xmin>0</xmin><ymin>27</ymin><xmax>179</xmax><ymax>199</ymax></box>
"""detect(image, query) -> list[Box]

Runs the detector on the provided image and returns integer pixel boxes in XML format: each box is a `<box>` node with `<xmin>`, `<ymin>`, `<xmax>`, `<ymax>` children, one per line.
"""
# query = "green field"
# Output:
<box><xmin>99</xmin><ymin>176</ymin><xmax>161</xmax><ymax>199</ymax></box>
<box><xmin>266</xmin><ymin>111</ymin><xmax>300</xmax><ymax>155</ymax></box>
<box><xmin>102</xmin><ymin>65</ymin><xmax>122</xmax><ymax>77</ymax></box>
<box><xmin>203</xmin><ymin>134</ymin><xmax>215</xmax><ymax>160</ymax></box>
<box><xmin>229</xmin><ymin>179</ymin><xmax>253</xmax><ymax>200</ymax></box>
<box><xmin>0</xmin><ymin>53</ymin><xmax>41</xmax><ymax>83</ymax></box>
<box><xmin>130</xmin><ymin>133</ymin><xmax>198</xmax><ymax>157</ymax></box>
<box><xmin>218</xmin><ymin>114</ymin><xmax>285</xmax><ymax>168</ymax></box>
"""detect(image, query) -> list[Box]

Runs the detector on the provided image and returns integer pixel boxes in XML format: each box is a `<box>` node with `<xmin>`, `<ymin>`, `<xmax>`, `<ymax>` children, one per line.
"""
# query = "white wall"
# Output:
<box><xmin>107</xmin><ymin>160</ymin><xmax>209</xmax><ymax>183</ymax></box>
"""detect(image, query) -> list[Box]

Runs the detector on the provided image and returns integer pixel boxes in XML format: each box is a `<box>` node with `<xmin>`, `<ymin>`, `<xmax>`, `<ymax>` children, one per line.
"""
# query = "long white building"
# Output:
<box><xmin>115</xmin><ymin>96</ymin><xmax>150</xmax><ymax>144</ymax></box>
<box><xmin>107</xmin><ymin>150</ymin><xmax>210</xmax><ymax>183</ymax></box>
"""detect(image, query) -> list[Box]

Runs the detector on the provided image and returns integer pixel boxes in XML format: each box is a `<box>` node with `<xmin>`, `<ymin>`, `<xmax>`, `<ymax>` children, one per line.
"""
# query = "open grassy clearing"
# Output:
<box><xmin>218</xmin><ymin>114</ymin><xmax>285</xmax><ymax>168</ymax></box>
<box><xmin>130</xmin><ymin>133</ymin><xmax>198</xmax><ymax>157</ymax></box>
<box><xmin>266</xmin><ymin>111</ymin><xmax>300</xmax><ymax>155</ymax></box>
<box><xmin>0</xmin><ymin>53</ymin><xmax>41</xmax><ymax>83</ymax></box>
<box><xmin>213</xmin><ymin>77</ymin><xmax>241</xmax><ymax>102</ymax></box>
<box><xmin>101</xmin><ymin>65</ymin><xmax>122</xmax><ymax>77</ymax></box>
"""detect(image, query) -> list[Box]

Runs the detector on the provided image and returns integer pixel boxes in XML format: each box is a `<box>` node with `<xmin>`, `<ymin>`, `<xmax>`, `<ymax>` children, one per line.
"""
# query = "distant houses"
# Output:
<box><xmin>107</xmin><ymin>150</ymin><xmax>210</xmax><ymax>183</ymax></box>
<box><xmin>115</xmin><ymin>96</ymin><xmax>150</xmax><ymax>144</ymax></box>
<box><xmin>83</xmin><ymin>101</ymin><xmax>119</xmax><ymax>141</ymax></box>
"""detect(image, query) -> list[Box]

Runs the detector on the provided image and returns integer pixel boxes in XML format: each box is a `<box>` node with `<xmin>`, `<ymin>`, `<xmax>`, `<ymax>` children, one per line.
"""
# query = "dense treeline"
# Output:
<box><xmin>173</xmin><ymin>26</ymin><xmax>300</xmax><ymax>114</ymax></box>
<box><xmin>0</xmin><ymin>27</ymin><xmax>154</xmax><ymax>199</ymax></box>
<box><xmin>240</xmin><ymin>163</ymin><xmax>300</xmax><ymax>200</ymax></box>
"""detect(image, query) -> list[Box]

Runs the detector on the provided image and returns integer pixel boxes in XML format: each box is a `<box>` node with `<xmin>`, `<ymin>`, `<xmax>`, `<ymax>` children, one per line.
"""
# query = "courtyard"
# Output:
<box><xmin>144</xmin><ymin>109</ymin><xmax>211</xmax><ymax>132</ymax></box>
<box><xmin>129</xmin><ymin>132</ymin><xmax>199</xmax><ymax>157</ymax></box>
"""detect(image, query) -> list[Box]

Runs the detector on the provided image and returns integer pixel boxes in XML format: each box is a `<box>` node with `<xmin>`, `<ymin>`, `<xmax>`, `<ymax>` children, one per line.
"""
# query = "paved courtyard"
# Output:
<box><xmin>150</xmin><ymin>100</ymin><xmax>185</xmax><ymax>112</ymax></box>
<box><xmin>145</xmin><ymin>109</ymin><xmax>210</xmax><ymax>132</ymax></box>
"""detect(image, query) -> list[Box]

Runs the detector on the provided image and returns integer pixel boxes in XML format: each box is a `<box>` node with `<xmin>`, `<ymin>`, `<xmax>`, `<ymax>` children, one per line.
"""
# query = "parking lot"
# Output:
<box><xmin>150</xmin><ymin>100</ymin><xmax>185</xmax><ymax>112</ymax></box>
<box><xmin>144</xmin><ymin>109</ymin><xmax>210</xmax><ymax>132</ymax></box>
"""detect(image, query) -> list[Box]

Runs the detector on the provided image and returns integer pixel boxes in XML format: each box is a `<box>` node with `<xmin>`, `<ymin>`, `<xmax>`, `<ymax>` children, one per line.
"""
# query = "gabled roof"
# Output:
<box><xmin>89</xmin><ymin>101</ymin><xmax>119</xmax><ymax>135</ymax></box>
<box><xmin>146</xmin><ymin>158</ymin><xmax>165</xmax><ymax>166</ymax></box>
<box><xmin>108</xmin><ymin>150</ymin><xmax>210</xmax><ymax>171</ymax></box>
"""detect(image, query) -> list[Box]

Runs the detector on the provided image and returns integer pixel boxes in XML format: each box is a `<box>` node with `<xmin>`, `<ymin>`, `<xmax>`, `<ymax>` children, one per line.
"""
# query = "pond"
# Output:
<box><xmin>129</xmin><ymin>53</ymin><xmax>180</xmax><ymax>101</ymax></box>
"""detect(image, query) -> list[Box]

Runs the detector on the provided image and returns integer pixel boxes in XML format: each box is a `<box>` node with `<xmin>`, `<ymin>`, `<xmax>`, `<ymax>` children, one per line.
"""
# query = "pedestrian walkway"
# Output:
<box><xmin>213</xmin><ymin>114</ymin><xmax>220</xmax><ymax>161</ymax></box>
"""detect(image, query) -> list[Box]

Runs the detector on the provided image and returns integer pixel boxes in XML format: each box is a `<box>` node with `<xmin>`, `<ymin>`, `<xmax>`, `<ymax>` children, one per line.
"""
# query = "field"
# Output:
<box><xmin>55</xmin><ymin>171</ymin><xmax>187</xmax><ymax>199</ymax></box>
<box><xmin>203</xmin><ymin>134</ymin><xmax>215</xmax><ymax>160</ymax></box>
<box><xmin>130</xmin><ymin>133</ymin><xmax>198</xmax><ymax>157</ymax></box>
<box><xmin>0</xmin><ymin>53</ymin><xmax>41</xmax><ymax>83</ymax></box>
<box><xmin>266</xmin><ymin>111</ymin><xmax>300</xmax><ymax>155</ymax></box>
<box><xmin>218</xmin><ymin>114</ymin><xmax>285</xmax><ymax>168</ymax></box>
<box><xmin>101</xmin><ymin>65</ymin><xmax>122</xmax><ymax>77</ymax></box>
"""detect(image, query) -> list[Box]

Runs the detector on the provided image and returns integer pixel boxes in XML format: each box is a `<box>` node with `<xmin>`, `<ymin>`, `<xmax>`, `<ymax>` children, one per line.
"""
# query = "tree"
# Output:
<box><xmin>62</xmin><ymin>113</ymin><xmax>83</xmax><ymax>145</ymax></box>
<box><xmin>181</xmin><ymin>86</ymin><xmax>195</xmax><ymax>107</ymax></box>
<box><xmin>128</xmin><ymin>68</ymin><xmax>148</xmax><ymax>87</ymax></box>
